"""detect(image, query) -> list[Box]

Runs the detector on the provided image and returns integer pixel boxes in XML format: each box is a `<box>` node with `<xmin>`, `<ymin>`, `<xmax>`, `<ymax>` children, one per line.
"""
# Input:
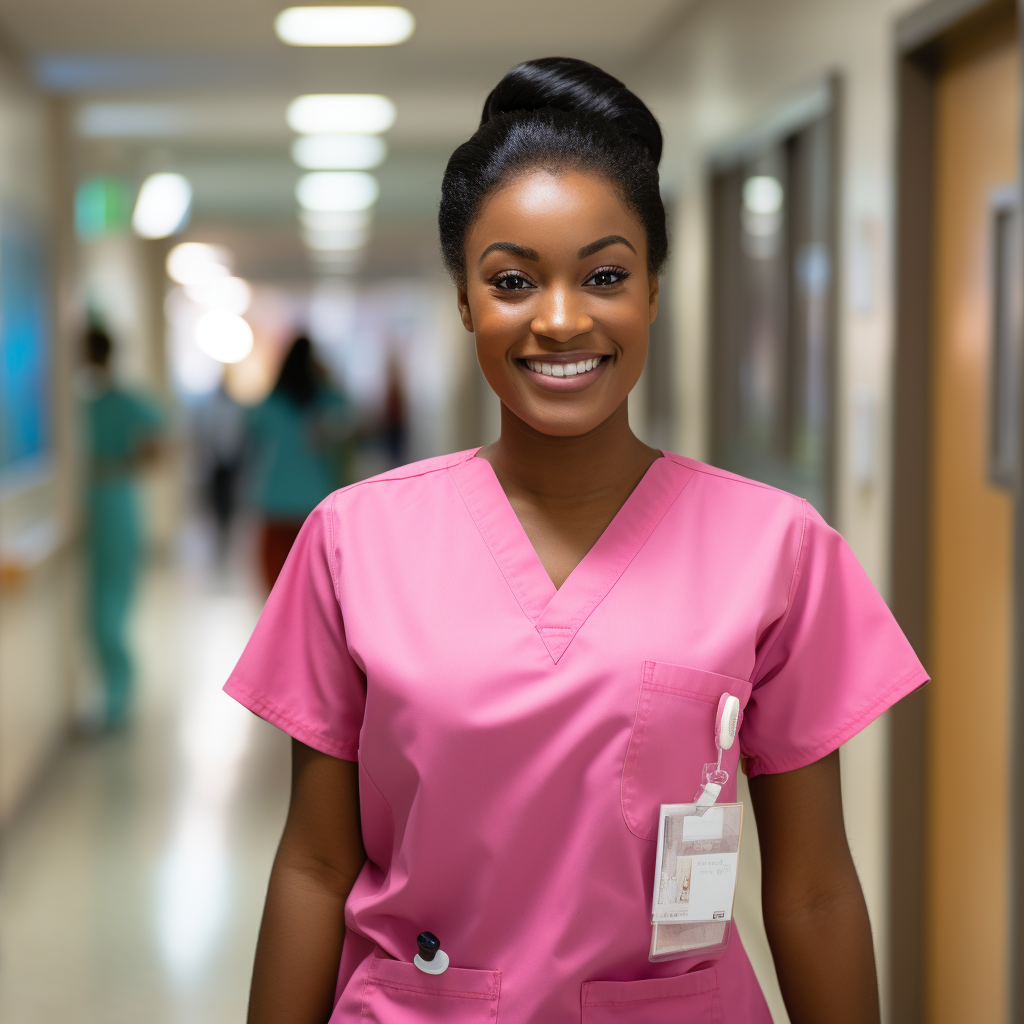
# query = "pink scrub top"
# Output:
<box><xmin>225</xmin><ymin>449</ymin><xmax>927</xmax><ymax>1023</ymax></box>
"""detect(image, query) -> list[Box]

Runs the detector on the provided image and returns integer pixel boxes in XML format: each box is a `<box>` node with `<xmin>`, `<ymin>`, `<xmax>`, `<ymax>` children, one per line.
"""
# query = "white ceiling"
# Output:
<box><xmin>0</xmin><ymin>1</ymin><xmax>684</xmax><ymax>59</ymax></box>
<box><xmin>0</xmin><ymin>0</ymin><xmax>693</xmax><ymax>280</ymax></box>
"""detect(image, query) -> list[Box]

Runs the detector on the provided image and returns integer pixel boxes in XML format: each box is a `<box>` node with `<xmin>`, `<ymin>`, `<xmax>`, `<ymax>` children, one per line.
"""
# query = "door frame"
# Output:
<box><xmin>706</xmin><ymin>77</ymin><xmax>842</xmax><ymax>522</ymax></box>
<box><xmin>890</xmin><ymin>1</ymin><xmax>1023</xmax><ymax>1020</ymax></box>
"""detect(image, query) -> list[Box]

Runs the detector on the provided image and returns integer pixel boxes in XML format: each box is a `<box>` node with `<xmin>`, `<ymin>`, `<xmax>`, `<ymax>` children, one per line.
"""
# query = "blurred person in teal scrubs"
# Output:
<box><xmin>82</xmin><ymin>327</ymin><xmax>165</xmax><ymax>728</ymax></box>
<box><xmin>246</xmin><ymin>335</ymin><xmax>350</xmax><ymax>590</ymax></box>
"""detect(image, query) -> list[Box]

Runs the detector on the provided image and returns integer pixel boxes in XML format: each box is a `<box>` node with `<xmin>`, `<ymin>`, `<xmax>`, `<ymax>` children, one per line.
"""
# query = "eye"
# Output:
<box><xmin>493</xmin><ymin>272</ymin><xmax>535</xmax><ymax>291</ymax></box>
<box><xmin>585</xmin><ymin>266</ymin><xmax>630</xmax><ymax>288</ymax></box>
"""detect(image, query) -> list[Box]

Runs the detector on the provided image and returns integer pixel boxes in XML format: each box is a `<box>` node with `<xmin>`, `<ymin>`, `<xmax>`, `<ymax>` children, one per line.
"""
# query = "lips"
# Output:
<box><xmin>517</xmin><ymin>354</ymin><xmax>610</xmax><ymax>392</ymax></box>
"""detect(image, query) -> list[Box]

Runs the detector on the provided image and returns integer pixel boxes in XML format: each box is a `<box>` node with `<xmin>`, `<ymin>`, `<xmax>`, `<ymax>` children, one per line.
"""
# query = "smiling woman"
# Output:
<box><xmin>227</xmin><ymin>57</ymin><xmax>925</xmax><ymax>1024</ymax></box>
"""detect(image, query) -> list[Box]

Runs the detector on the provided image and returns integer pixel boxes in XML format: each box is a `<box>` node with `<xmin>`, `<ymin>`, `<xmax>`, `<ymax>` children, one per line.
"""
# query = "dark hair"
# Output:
<box><xmin>85</xmin><ymin>327</ymin><xmax>112</xmax><ymax>367</ymax></box>
<box><xmin>439</xmin><ymin>57</ymin><xmax>667</xmax><ymax>284</ymax></box>
<box><xmin>274</xmin><ymin>336</ymin><xmax>321</xmax><ymax>407</ymax></box>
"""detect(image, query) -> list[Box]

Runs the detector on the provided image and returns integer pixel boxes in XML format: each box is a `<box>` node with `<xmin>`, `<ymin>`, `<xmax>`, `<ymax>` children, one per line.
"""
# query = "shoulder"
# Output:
<box><xmin>663</xmin><ymin>452</ymin><xmax>807</xmax><ymax>518</ymax></box>
<box><xmin>249</xmin><ymin>393</ymin><xmax>287</xmax><ymax>421</ymax></box>
<box><xmin>660</xmin><ymin>452</ymin><xmax>817</xmax><ymax>571</ymax></box>
<box><xmin>332</xmin><ymin>450</ymin><xmax>477</xmax><ymax>500</ymax></box>
<box><xmin>312</xmin><ymin>449</ymin><xmax>478</xmax><ymax>541</ymax></box>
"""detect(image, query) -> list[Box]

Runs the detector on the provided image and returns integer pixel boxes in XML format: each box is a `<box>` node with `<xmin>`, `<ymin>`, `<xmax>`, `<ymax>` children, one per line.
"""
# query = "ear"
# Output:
<box><xmin>456</xmin><ymin>285</ymin><xmax>475</xmax><ymax>333</ymax></box>
<box><xmin>647</xmin><ymin>274</ymin><xmax>660</xmax><ymax>325</ymax></box>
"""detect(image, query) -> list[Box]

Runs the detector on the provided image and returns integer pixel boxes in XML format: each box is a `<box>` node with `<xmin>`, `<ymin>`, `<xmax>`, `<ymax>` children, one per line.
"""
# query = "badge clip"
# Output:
<box><xmin>694</xmin><ymin>693</ymin><xmax>740</xmax><ymax>814</ymax></box>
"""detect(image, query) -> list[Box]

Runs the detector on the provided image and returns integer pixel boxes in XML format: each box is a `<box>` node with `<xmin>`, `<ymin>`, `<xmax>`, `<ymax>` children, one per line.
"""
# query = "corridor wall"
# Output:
<box><xmin>0</xmin><ymin>40</ymin><xmax>81</xmax><ymax>827</ymax></box>
<box><xmin>632</xmin><ymin>0</ymin><xmax>921</xmax><ymax>1019</ymax></box>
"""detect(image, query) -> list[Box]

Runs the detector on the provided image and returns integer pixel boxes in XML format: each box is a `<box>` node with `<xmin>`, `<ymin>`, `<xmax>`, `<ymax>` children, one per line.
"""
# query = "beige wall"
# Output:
<box><xmin>632</xmin><ymin>1</ymin><xmax>924</xmax><ymax>1018</ymax></box>
<box><xmin>0</xmin><ymin>48</ymin><xmax>82</xmax><ymax>826</ymax></box>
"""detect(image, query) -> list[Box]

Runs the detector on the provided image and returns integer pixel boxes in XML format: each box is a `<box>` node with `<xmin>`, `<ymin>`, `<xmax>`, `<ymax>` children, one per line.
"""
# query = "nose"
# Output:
<box><xmin>530</xmin><ymin>284</ymin><xmax>593</xmax><ymax>343</ymax></box>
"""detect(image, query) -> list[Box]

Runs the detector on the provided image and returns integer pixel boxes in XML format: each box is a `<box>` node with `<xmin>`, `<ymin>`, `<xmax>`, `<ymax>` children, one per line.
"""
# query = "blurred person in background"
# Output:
<box><xmin>246</xmin><ymin>335</ymin><xmax>349</xmax><ymax>591</ymax></box>
<box><xmin>81</xmin><ymin>326</ymin><xmax>165</xmax><ymax>728</ymax></box>
<box><xmin>195</xmin><ymin>381</ymin><xmax>246</xmax><ymax>563</ymax></box>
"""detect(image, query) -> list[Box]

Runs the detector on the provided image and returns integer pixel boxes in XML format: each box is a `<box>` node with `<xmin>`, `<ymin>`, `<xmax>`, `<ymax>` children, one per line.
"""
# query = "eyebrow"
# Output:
<box><xmin>577</xmin><ymin>234</ymin><xmax>636</xmax><ymax>259</ymax></box>
<box><xmin>479</xmin><ymin>241</ymin><xmax>540</xmax><ymax>263</ymax></box>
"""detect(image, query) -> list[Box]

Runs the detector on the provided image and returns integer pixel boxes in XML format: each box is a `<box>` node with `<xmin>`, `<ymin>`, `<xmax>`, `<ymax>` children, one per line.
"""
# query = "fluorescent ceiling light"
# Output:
<box><xmin>296</xmin><ymin>171</ymin><xmax>379</xmax><ymax>212</ymax></box>
<box><xmin>287</xmin><ymin>94</ymin><xmax>395</xmax><ymax>135</ymax></box>
<box><xmin>743</xmin><ymin>176</ymin><xmax>783</xmax><ymax>215</ymax></box>
<box><xmin>167</xmin><ymin>243</ymin><xmax>232</xmax><ymax>285</ymax></box>
<box><xmin>275</xmin><ymin>6</ymin><xmax>414</xmax><ymax>46</ymax></box>
<box><xmin>302</xmin><ymin>228</ymin><xmax>368</xmax><ymax>251</ymax></box>
<box><xmin>299</xmin><ymin>209</ymin><xmax>372</xmax><ymax>232</ymax></box>
<box><xmin>185</xmin><ymin>276</ymin><xmax>252</xmax><ymax>315</ymax></box>
<box><xmin>195</xmin><ymin>311</ymin><xmax>254</xmax><ymax>364</ymax></box>
<box><xmin>132</xmin><ymin>173</ymin><xmax>192</xmax><ymax>239</ymax></box>
<box><xmin>291</xmin><ymin>134</ymin><xmax>386</xmax><ymax>170</ymax></box>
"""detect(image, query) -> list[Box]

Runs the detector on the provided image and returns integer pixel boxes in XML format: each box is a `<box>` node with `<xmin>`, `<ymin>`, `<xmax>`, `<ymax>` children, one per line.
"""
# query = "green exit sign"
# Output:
<box><xmin>74</xmin><ymin>177</ymin><xmax>132</xmax><ymax>239</ymax></box>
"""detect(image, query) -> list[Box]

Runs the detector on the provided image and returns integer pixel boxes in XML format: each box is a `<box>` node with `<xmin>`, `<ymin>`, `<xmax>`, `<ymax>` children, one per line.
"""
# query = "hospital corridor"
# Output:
<box><xmin>2</xmin><ymin>1</ymin><xmax>1024</xmax><ymax>1023</ymax></box>
<box><xmin>0</xmin><ymin>534</ymin><xmax>288</xmax><ymax>1023</ymax></box>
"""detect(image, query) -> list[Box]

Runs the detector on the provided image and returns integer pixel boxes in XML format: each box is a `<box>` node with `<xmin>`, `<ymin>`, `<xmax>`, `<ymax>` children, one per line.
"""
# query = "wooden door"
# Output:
<box><xmin>927</xmin><ymin>13</ymin><xmax>1018</xmax><ymax>1023</ymax></box>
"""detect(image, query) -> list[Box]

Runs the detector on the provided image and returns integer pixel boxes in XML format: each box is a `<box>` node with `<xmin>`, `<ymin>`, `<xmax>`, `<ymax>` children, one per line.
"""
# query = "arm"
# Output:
<box><xmin>747</xmin><ymin>750</ymin><xmax>880</xmax><ymax>1024</ymax></box>
<box><xmin>248</xmin><ymin>740</ymin><xmax>367</xmax><ymax>1024</ymax></box>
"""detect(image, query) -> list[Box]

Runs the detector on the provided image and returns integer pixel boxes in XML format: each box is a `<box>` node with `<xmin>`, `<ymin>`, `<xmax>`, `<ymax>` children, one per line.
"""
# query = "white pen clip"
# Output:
<box><xmin>694</xmin><ymin>693</ymin><xmax>741</xmax><ymax>813</ymax></box>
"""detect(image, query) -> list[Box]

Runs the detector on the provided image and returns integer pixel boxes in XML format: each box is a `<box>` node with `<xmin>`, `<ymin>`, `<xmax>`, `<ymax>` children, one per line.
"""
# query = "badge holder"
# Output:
<box><xmin>649</xmin><ymin>694</ymin><xmax>744</xmax><ymax>962</ymax></box>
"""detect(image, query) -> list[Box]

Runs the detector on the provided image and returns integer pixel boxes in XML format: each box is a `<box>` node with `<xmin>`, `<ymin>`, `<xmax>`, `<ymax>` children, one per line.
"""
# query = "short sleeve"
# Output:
<box><xmin>740</xmin><ymin>502</ymin><xmax>928</xmax><ymax>778</ymax></box>
<box><xmin>224</xmin><ymin>499</ymin><xmax>365</xmax><ymax>760</ymax></box>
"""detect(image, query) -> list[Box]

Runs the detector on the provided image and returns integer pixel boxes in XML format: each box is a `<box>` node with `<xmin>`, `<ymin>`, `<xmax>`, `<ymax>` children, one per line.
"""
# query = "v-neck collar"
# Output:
<box><xmin>450</xmin><ymin>451</ymin><xmax>694</xmax><ymax>663</ymax></box>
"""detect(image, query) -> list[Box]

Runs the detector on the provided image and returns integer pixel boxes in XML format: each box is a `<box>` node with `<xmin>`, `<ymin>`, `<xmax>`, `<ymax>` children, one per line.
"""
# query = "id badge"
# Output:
<box><xmin>649</xmin><ymin>802</ymin><xmax>743</xmax><ymax>961</ymax></box>
<box><xmin>647</xmin><ymin>692</ymin><xmax>744</xmax><ymax>962</ymax></box>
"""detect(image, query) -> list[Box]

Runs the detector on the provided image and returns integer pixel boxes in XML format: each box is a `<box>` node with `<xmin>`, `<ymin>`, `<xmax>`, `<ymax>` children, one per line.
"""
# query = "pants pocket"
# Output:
<box><xmin>359</xmin><ymin>954</ymin><xmax>501</xmax><ymax>1023</ymax></box>
<box><xmin>582</xmin><ymin>966</ymin><xmax>721</xmax><ymax>1023</ymax></box>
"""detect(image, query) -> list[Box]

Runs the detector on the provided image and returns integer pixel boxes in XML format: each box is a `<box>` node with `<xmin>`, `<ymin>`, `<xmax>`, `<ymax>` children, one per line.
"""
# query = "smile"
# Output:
<box><xmin>522</xmin><ymin>356</ymin><xmax>607</xmax><ymax>378</ymax></box>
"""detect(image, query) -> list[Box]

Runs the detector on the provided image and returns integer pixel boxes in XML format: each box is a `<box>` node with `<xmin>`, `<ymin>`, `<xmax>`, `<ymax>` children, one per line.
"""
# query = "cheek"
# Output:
<box><xmin>471</xmin><ymin>299</ymin><xmax>529</xmax><ymax>357</ymax></box>
<box><xmin>597</xmin><ymin>297</ymin><xmax>651</xmax><ymax>353</ymax></box>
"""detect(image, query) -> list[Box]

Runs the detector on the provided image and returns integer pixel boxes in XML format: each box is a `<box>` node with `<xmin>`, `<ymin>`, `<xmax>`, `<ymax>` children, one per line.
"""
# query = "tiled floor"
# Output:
<box><xmin>0</xmin><ymin>536</ymin><xmax>290</xmax><ymax>1023</ymax></box>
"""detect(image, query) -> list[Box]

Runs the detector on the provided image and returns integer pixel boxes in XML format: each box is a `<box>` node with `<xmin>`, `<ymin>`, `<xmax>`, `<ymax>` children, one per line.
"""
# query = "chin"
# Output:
<box><xmin>520</xmin><ymin>407</ymin><xmax>609</xmax><ymax>438</ymax></box>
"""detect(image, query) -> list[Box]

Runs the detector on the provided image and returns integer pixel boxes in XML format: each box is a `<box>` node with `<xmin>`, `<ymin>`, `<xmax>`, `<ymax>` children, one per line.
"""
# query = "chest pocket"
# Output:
<box><xmin>357</xmin><ymin>953</ymin><xmax>501</xmax><ymax>1023</ymax></box>
<box><xmin>621</xmin><ymin>661</ymin><xmax>752</xmax><ymax>841</ymax></box>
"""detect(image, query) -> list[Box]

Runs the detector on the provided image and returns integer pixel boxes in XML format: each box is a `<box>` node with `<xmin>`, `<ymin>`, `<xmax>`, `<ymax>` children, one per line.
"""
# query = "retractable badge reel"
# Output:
<box><xmin>649</xmin><ymin>693</ymin><xmax>745</xmax><ymax>962</ymax></box>
<box><xmin>695</xmin><ymin>693</ymin><xmax>741</xmax><ymax>810</ymax></box>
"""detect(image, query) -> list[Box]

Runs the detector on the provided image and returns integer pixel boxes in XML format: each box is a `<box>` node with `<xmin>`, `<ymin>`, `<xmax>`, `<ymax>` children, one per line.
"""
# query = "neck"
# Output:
<box><xmin>484</xmin><ymin>400</ymin><xmax>659</xmax><ymax>508</ymax></box>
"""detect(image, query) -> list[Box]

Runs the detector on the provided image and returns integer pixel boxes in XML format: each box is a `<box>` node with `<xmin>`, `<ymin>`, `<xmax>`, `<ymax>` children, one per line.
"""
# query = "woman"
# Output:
<box><xmin>246</xmin><ymin>335</ymin><xmax>348</xmax><ymax>590</ymax></box>
<box><xmin>82</xmin><ymin>327</ymin><xmax>165</xmax><ymax>727</ymax></box>
<box><xmin>226</xmin><ymin>58</ymin><xmax>925</xmax><ymax>1023</ymax></box>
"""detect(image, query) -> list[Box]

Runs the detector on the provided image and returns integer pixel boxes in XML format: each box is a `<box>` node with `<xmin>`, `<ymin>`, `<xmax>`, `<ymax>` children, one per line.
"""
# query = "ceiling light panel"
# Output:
<box><xmin>185</xmin><ymin>277</ymin><xmax>253</xmax><ymax>316</ymax></box>
<box><xmin>291</xmin><ymin>134</ymin><xmax>387</xmax><ymax>170</ymax></box>
<box><xmin>299</xmin><ymin>210</ymin><xmax>372</xmax><ymax>232</ymax></box>
<box><xmin>195</xmin><ymin>311</ymin><xmax>254</xmax><ymax>364</ymax></box>
<box><xmin>296</xmin><ymin>171</ymin><xmax>379</xmax><ymax>212</ymax></box>
<box><xmin>287</xmin><ymin>94</ymin><xmax>395</xmax><ymax>135</ymax></box>
<box><xmin>275</xmin><ymin>6</ymin><xmax>414</xmax><ymax>46</ymax></box>
<box><xmin>132</xmin><ymin>173</ymin><xmax>192</xmax><ymax>239</ymax></box>
<box><xmin>301</xmin><ymin>228</ymin><xmax>369</xmax><ymax>252</ymax></box>
<box><xmin>167</xmin><ymin>243</ymin><xmax>232</xmax><ymax>285</ymax></box>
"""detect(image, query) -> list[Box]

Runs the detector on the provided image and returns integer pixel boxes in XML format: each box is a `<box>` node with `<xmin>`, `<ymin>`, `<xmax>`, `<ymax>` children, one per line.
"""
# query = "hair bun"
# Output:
<box><xmin>481</xmin><ymin>56</ymin><xmax>662</xmax><ymax>166</ymax></box>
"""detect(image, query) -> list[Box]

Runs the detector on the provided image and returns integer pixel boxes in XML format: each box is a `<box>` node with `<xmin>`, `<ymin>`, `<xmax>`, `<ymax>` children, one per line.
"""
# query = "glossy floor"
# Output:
<box><xmin>0</xmin><ymin>537</ymin><xmax>290</xmax><ymax>1023</ymax></box>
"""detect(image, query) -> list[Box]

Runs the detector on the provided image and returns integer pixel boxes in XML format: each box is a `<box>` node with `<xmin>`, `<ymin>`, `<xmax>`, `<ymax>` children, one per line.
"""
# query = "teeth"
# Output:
<box><xmin>526</xmin><ymin>357</ymin><xmax>603</xmax><ymax>377</ymax></box>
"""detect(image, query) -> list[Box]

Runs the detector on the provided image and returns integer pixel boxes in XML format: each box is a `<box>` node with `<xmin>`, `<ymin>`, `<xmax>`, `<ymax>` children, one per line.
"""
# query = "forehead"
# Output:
<box><xmin>468</xmin><ymin>168</ymin><xmax>645</xmax><ymax>254</ymax></box>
